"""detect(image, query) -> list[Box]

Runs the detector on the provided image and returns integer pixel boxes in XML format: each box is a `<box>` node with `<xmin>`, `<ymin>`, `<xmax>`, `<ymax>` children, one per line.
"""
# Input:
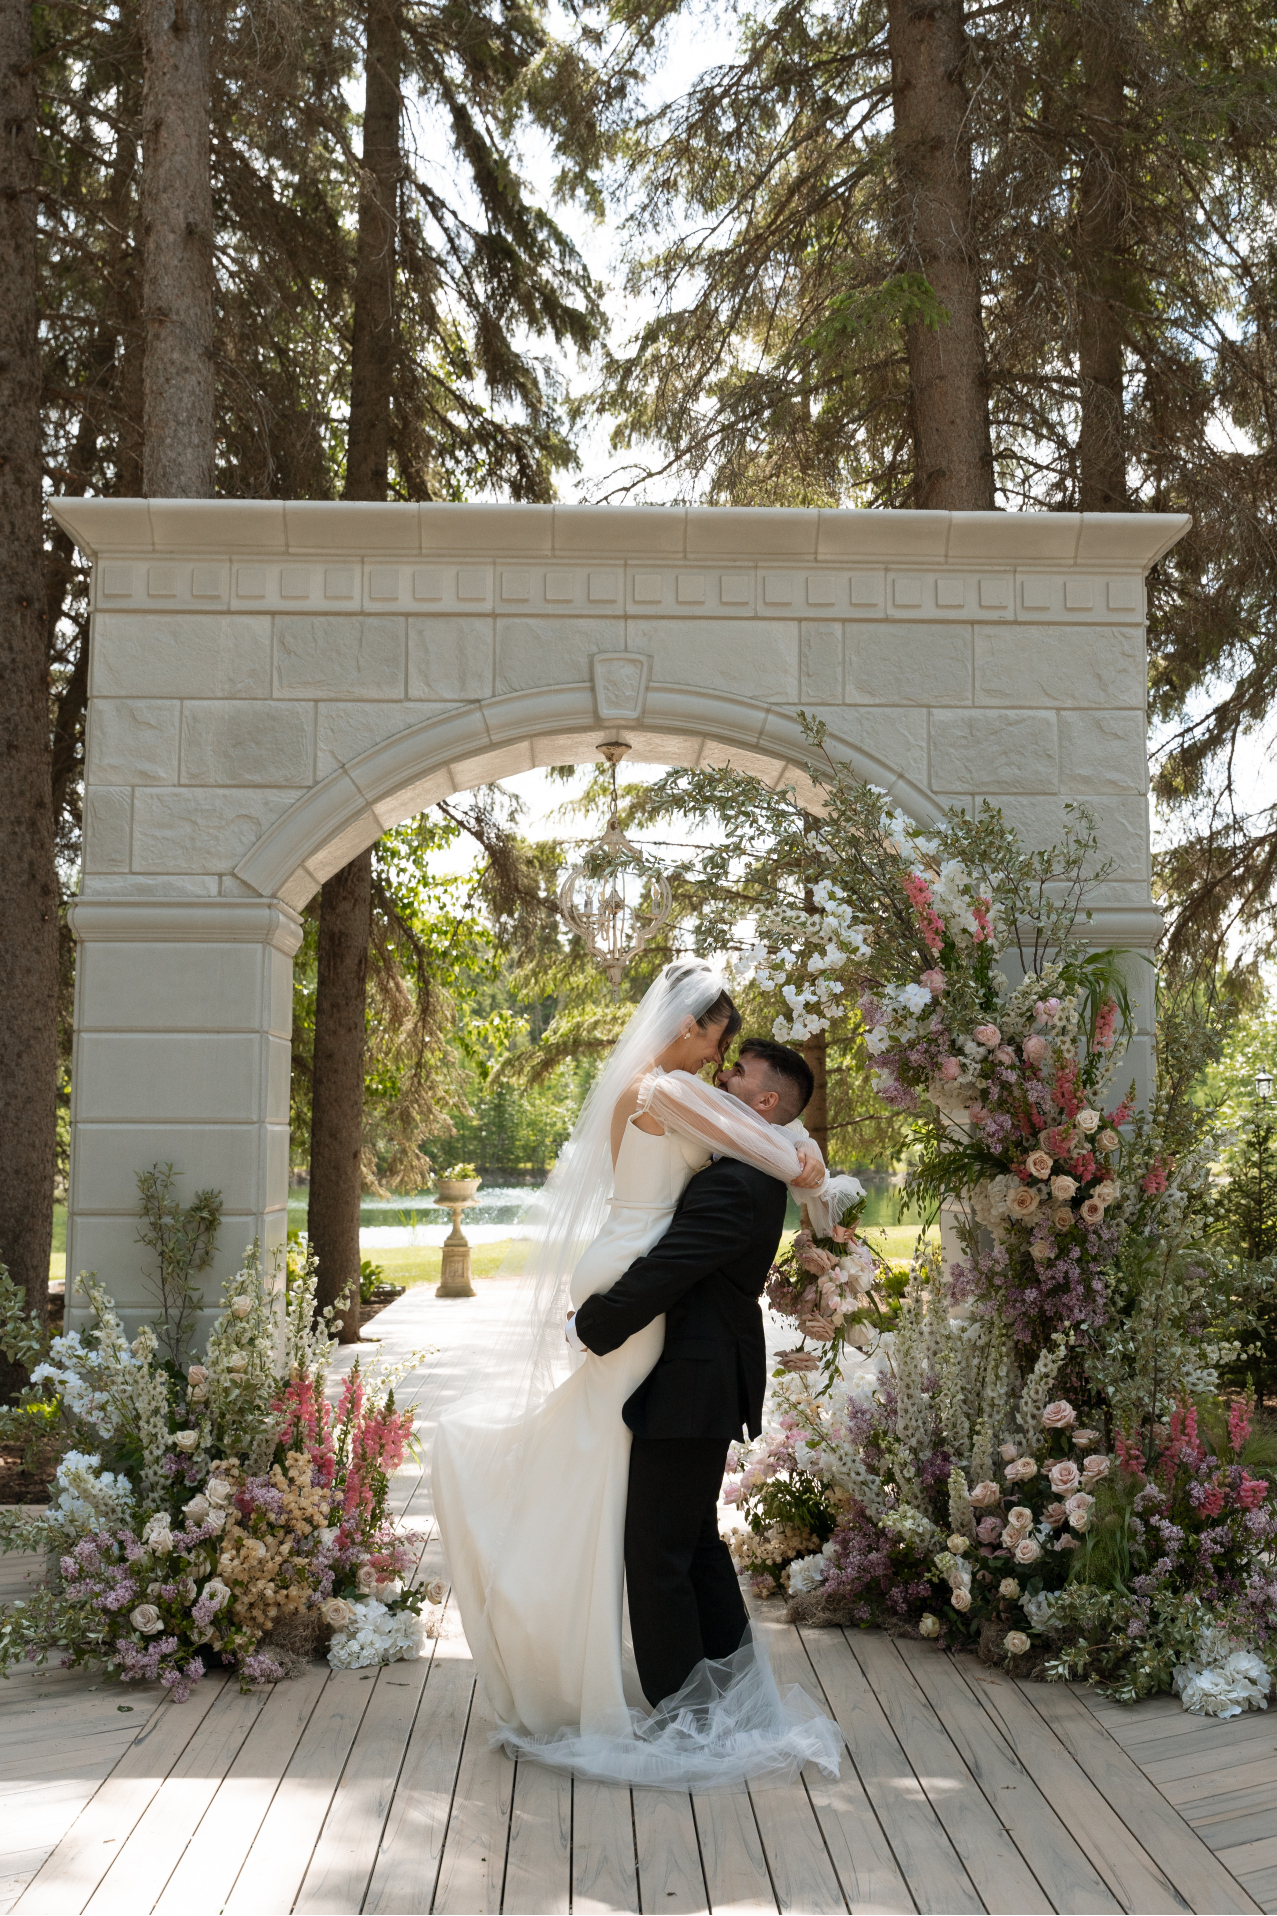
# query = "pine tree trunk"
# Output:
<box><xmin>308</xmin><ymin>852</ymin><xmax>372</xmax><ymax>1342</ymax></box>
<box><xmin>887</xmin><ymin>0</ymin><xmax>995</xmax><ymax>511</ymax></box>
<box><xmin>140</xmin><ymin>0</ymin><xmax>214</xmax><ymax>497</ymax></box>
<box><xmin>0</xmin><ymin>0</ymin><xmax>59</xmax><ymax>1396</ymax></box>
<box><xmin>305</xmin><ymin>0</ymin><xmax>403</xmax><ymax>1341</ymax></box>
<box><xmin>344</xmin><ymin>0</ymin><xmax>402</xmax><ymax>502</ymax></box>
<box><xmin>1075</xmin><ymin>21</ymin><xmax>1126</xmax><ymax>512</ymax></box>
<box><xmin>803</xmin><ymin>1031</ymin><xmax>829</xmax><ymax>1162</ymax></box>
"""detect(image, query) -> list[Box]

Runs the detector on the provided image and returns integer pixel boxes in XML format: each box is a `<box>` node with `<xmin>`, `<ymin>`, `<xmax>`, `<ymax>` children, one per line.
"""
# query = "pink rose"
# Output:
<box><xmin>940</xmin><ymin>1057</ymin><xmax>961</xmax><ymax>1081</ymax></box>
<box><xmin>1055</xmin><ymin>1533</ymin><xmax>1080</xmax><ymax>1549</ymax></box>
<box><xmin>1006</xmin><ymin>1506</ymin><xmax>1034</xmax><ymax>1530</ymax></box>
<box><xmin>973</xmin><ymin>1024</ymin><xmax>1001</xmax><ymax>1047</ymax></box>
<box><xmin>1052</xmin><ymin>1207</ymin><xmax>1074</xmax><ymax>1231</ymax></box>
<box><xmin>1081</xmin><ymin>1454</ymin><xmax>1110</xmax><ymax>1482</ymax></box>
<box><xmin>1094</xmin><ymin>1180</ymin><xmax>1118</xmax><ymax>1203</ymax></box>
<box><xmin>1071</xmin><ymin>1428</ymin><xmax>1100</xmax><ymax>1450</ymax></box>
<box><xmin>1080</xmin><ymin>1198</ymin><xmax>1105</xmax><ymax>1224</ymax></box>
<box><xmin>1040</xmin><ymin>1400</ymin><xmax>1076</xmax><ymax>1429</ymax></box>
<box><xmin>921</xmin><ymin>968</ymin><xmax>947</xmax><ymax>995</ymax></box>
<box><xmin>778</xmin><ymin>1350</ymin><xmax>820</xmax><ymax>1373</ymax></box>
<box><xmin>1076</xmin><ymin>1108</ymin><xmax>1100</xmax><ymax>1133</ymax></box>
<box><xmin>1029</xmin><ymin>1239</ymin><xmax>1054</xmax><ymax>1264</ymax></box>
<box><xmin>1006</xmin><ymin>1186</ymin><xmax>1041</xmax><ymax>1220</ymax></box>
<box><xmin>800</xmin><ymin>1245</ymin><xmax>838</xmax><ymax>1275</ymax></box>
<box><xmin>1004</xmin><ymin>1457</ymin><xmax>1038</xmax><ymax>1482</ymax></box>
<box><xmin>1042</xmin><ymin>1501</ymin><xmax>1068</xmax><ymax>1527</ymax></box>
<box><xmin>999</xmin><ymin>1442</ymin><xmax>1020</xmax><ymax>1463</ymax></box>
<box><xmin>1013</xmin><ymin>1535</ymin><xmax>1042</xmax><ymax>1564</ymax></box>
<box><xmin>1025</xmin><ymin>1150</ymin><xmax>1054</xmax><ymax>1180</ymax></box>
<box><xmin>950</xmin><ymin>1587</ymin><xmax>971</xmax><ymax>1612</ymax></box>
<box><xmin>995</xmin><ymin>1046</ymin><xmax>1017</xmax><ymax>1066</ymax></box>
<box><xmin>976</xmin><ymin>1516</ymin><xmax>1003</xmax><ymax>1543</ymax></box>
<box><xmin>1047</xmin><ymin>1460</ymin><xmax>1080</xmax><ymax>1494</ymax></box>
<box><xmin>1050</xmin><ymin>1175</ymin><xmax>1078</xmax><ymax>1201</ymax></box>
<box><xmin>1064</xmin><ymin>1492</ymin><xmax>1095</xmax><ymax>1531</ymax></box>
<box><xmin>968</xmin><ymin>1480</ymin><xmax>1002</xmax><ymax>1508</ymax></box>
<box><xmin>1097</xmin><ymin>1129</ymin><xmax>1120</xmax><ymax>1153</ymax></box>
<box><xmin>1023</xmin><ymin>1034</ymin><xmax>1049</xmax><ymax>1066</ymax></box>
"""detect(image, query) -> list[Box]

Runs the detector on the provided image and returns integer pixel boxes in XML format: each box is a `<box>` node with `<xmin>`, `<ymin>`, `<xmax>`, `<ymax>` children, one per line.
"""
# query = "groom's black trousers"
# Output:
<box><xmin>625</xmin><ymin>1436</ymin><xmax>748</xmax><ymax>1709</ymax></box>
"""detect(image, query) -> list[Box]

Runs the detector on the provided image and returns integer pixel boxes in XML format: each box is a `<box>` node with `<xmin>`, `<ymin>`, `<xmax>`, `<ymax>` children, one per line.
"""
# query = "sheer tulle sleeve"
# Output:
<box><xmin>637</xmin><ymin>1069</ymin><xmax>812</xmax><ymax>1186</ymax></box>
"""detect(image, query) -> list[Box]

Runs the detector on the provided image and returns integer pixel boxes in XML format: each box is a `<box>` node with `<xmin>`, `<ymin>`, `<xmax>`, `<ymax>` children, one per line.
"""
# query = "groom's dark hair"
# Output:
<box><xmin>737</xmin><ymin>1038</ymin><xmax>814</xmax><ymax>1123</ymax></box>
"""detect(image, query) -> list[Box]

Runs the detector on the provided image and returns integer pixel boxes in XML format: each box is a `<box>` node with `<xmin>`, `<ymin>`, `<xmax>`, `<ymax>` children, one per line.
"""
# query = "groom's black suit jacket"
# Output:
<box><xmin>572</xmin><ymin>1156</ymin><xmax>788</xmax><ymax>1441</ymax></box>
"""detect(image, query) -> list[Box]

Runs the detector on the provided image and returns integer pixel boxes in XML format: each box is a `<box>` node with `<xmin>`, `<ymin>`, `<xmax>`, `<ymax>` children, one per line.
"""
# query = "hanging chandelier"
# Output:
<box><xmin>557</xmin><ymin>742</ymin><xmax>673</xmax><ymax>989</ymax></box>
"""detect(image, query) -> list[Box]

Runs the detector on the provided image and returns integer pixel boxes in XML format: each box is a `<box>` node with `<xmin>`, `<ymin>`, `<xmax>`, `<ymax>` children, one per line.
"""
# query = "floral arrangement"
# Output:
<box><xmin>719</xmin><ymin>752</ymin><xmax>1277</xmax><ymax>1713</ymax></box>
<box><xmin>0</xmin><ymin>1230</ymin><xmax>442</xmax><ymax>1699</ymax></box>
<box><xmin>765</xmin><ymin>1180</ymin><xmax>899</xmax><ymax>1384</ymax></box>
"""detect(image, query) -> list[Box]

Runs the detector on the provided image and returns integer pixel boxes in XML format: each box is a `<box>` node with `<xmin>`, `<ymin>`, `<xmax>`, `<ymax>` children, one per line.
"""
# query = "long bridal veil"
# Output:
<box><xmin>439</xmin><ymin>959</ymin><xmax>843</xmax><ymax>1789</ymax></box>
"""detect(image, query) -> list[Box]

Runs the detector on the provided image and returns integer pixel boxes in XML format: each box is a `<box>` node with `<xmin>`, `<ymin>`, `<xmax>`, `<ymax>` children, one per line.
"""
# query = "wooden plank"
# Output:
<box><xmin>501</xmin><ymin>1760</ymin><xmax>572</xmax><ymax>1915</ymax></box>
<box><xmin>798</xmin><ymin>1628</ymin><xmax>981</xmax><ymax>1916</ymax></box>
<box><xmin>429</xmin><ymin>1682</ymin><xmax>515</xmax><ymax>1915</ymax></box>
<box><xmin>571</xmin><ymin>1781</ymin><xmax>639</xmax><ymax>1915</ymax></box>
<box><xmin>292</xmin><ymin>1658</ymin><xmax>430</xmax><ymax>1914</ymax></box>
<box><xmin>746</xmin><ymin>1774</ymin><xmax>846</xmax><ymax>1916</ymax></box>
<box><xmin>15</xmin><ymin>1679</ymin><xmax>224</xmax><ymax>1914</ymax></box>
<box><xmin>1026</xmin><ymin>1679</ymin><xmax>1263</xmax><ymax>1915</ymax></box>
<box><xmin>851</xmin><ymin>1636</ymin><xmax>1050</xmax><ymax>1916</ymax></box>
<box><xmin>1216</xmin><ymin>1837</ymin><xmax>1277</xmax><ymax>1884</ymax></box>
<box><xmin>760</xmin><ymin>1624</ymin><xmax>910</xmax><ymax>1916</ymax></box>
<box><xmin>85</xmin><ymin>1682</ymin><xmax>271</xmax><ymax>1915</ymax></box>
<box><xmin>691</xmin><ymin>1789</ymin><xmax>777</xmax><ymax>1914</ymax></box>
<box><xmin>897</xmin><ymin>1642</ymin><xmax>1118</xmax><ymax>1916</ymax></box>
<box><xmin>1096</xmin><ymin>1708</ymin><xmax>1277</xmax><ymax>1767</ymax></box>
<box><xmin>0</xmin><ymin>1782</ymin><xmax>114</xmax><ymax>1916</ymax></box>
<box><xmin>222</xmin><ymin>1671</ymin><xmax>377</xmax><ymax>1914</ymax></box>
<box><xmin>152</xmin><ymin>1664</ymin><xmax>330</xmax><ymax>1915</ymax></box>
<box><xmin>362</xmin><ymin>1657</ymin><xmax>473</xmax><ymax>1916</ymax></box>
<box><xmin>1236</xmin><ymin>1865</ymin><xmax>1277</xmax><ymax>1914</ymax></box>
<box><xmin>1138</xmin><ymin>1729</ymin><xmax>1277</xmax><ymax>1788</ymax></box>
<box><xmin>632</xmin><ymin>1791</ymin><xmax>707</xmax><ymax>1915</ymax></box>
<box><xmin>1160</xmin><ymin>1756</ymin><xmax>1277</xmax><ymax>1815</ymax></box>
<box><xmin>1194</xmin><ymin>1809</ymin><xmax>1277</xmax><ymax>1855</ymax></box>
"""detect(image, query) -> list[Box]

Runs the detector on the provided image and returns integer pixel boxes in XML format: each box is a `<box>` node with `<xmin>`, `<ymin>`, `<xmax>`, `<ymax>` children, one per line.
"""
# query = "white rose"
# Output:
<box><xmin>1013</xmin><ymin>1535</ymin><xmax>1042</xmax><ymax>1565</ymax></box>
<box><xmin>1029</xmin><ymin>1239</ymin><xmax>1053</xmax><ymax>1263</ymax></box>
<box><xmin>206</xmin><ymin>1476</ymin><xmax>234</xmax><ymax>1506</ymax></box>
<box><xmin>1004</xmin><ymin>1630</ymin><xmax>1031</xmax><ymax>1656</ymax></box>
<box><xmin>201</xmin><ymin>1577</ymin><xmax>231</xmax><ymax>1610</ymax></box>
<box><xmin>1050</xmin><ymin>1175</ymin><xmax>1078</xmax><ymax>1201</ymax></box>
<box><xmin>184</xmin><ymin>1494</ymin><xmax>210</xmax><ymax>1524</ymax></box>
<box><xmin>130</xmin><ymin>1603</ymin><xmax>163</xmax><ymax>1634</ymax></box>
<box><xmin>142</xmin><ymin>1513</ymin><xmax>173</xmax><ymax>1546</ymax></box>
<box><xmin>1006</xmin><ymin>1506</ymin><xmax>1034</xmax><ymax>1531</ymax></box>
<box><xmin>919</xmin><ymin>1614</ymin><xmax>940</xmax><ymax>1638</ymax></box>
<box><xmin>1006</xmin><ymin>1185</ymin><xmax>1041</xmax><ymax>1220</ymax></box>
<box><xmin>173</xmin><ymin>1430</ymin><xmax>200</xmax><ymax>1453</ymax></box>
<box><xmin>321</xmin><ymin>1597</ymin><xmax>358</xmax><ymax>1628</ymax></box>
<box><xmin>946</xmin><ymin>1535</ymin><xmax>970</xmax><ymax>1555</ymax></box>
<box><xmin>356</xmin><ymin>1563</ymin><xmax>378</xmax><ymax>1594</ymax></box>
<box><xmin>1076</xmin><ymin>1109</ymin><xmax>1100</xmax><ymax>1134</ymax></box>
<box><xmin>1097</xmin><ymin>1129</ymin><xmax>1120</xmax><ymax>1153</ymax></box>
<box><xmin>205</xmin><ymin>1506</ymin><xmax>226</xmax><ymax>1534</ymax></box>
<box><xmin>424</xmin><ymin>1578</ymin><xmax>447</xmax><ymax>1606</ymax></box>
<box><xmin>186</xmin><ymin>1366</ymin><xmax>208</xmax><ymax>1388</ymax></box>
<box><xmin>951</xmin><ymin>1587</ymin><xmax>971</xmax><ymax>1612</ymax></box>
<box><xmin>1094</xmin><ymin>1180</ymin><xmax>1117</xmax><ymax>1204</ymax></box>
<box><xmin>998</xmin><ymin>1578</ymin><xmax>1021</xmax><ymax>1599</ymax></box>
<box><xmin>230</xmin><ymin>1295</ymin><xmax>251</xmax><ymax>1318</ymax></box>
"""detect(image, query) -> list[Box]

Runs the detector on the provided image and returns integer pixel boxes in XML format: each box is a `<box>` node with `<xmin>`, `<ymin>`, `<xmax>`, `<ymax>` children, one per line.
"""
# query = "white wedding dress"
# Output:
<box><xmin>432</xmin><ymin>1071</ymin><xmax>844</xmax><ymax>1789</ymax></box>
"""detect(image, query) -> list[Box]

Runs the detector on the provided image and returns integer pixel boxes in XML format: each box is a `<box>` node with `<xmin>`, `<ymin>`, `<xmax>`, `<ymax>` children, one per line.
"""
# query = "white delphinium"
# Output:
<box><xmin>129</xmin><ymin>1323</ymin><xmax>179</xmax><ymax>1507</ymax></box>
<box><xmin>327</xmin><ymin>1598</ymin><xmax>426</xmax><ymax>1670</ymax></box>
<box><xmin>1016</xmin><ymin>1331</ymin><xmax>1070</xmax><ymax>1455</ymax></box>
<box><xmin>48</xmin><ymin>1451</ymin><xmax>135</xmax><ymax>1537</ymax></box>
<box><xmin>947</xmin><ymin>1467</ymin><xmax>977</xmax><ymax>1542</ymax></box>
<box><xmin>205</xmin><ymin>1246</ymin><xmax>283</xmax><ymax>1465</ymax></box>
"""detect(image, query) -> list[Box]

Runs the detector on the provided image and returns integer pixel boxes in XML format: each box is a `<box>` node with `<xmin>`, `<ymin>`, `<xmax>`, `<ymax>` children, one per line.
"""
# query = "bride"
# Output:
<box><xmin>432</xmin><ymin>961</ymin><xmax>844</xmax><ymax>1788</ymax></box>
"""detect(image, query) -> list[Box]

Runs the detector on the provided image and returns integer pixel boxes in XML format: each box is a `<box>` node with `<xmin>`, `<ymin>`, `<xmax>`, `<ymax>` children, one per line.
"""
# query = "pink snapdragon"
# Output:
<box><xmin>1093</xmin><ymin>998</ymin><xmax>1119</xmax><ymax>1050</ymax></box>
<box><xmin>1228</xmin><ymin>1397</ymin><xmax>1254</xmax><ymax>1456</ymax></box>
<box><xmin>1141</xmin><ymin>1162</ymin><xmax>1168</xmax><ymax>1196</ymax></box>
<box><xmin>901</xmin><ymin>873</ymin><xmax>945</xmax><ymax>954</ymax></box>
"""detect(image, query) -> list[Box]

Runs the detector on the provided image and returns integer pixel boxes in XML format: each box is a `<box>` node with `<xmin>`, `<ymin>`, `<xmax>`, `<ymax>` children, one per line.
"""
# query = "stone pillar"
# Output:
<box><xmin>65</xmin><ymin>898</ymin><xmax>302</xmax><ymax>1345</ymax></box>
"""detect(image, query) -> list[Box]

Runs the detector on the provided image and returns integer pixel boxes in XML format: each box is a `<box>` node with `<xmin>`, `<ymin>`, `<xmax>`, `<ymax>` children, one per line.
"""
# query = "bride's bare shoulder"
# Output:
<box><xmin>609</xmin><ymin>1075</ymin><xmax>664</xmax><ymax>1164</ymax></box>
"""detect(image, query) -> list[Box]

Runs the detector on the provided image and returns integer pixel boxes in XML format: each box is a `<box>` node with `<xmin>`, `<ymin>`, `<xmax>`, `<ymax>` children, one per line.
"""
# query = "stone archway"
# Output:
<box><xmin>53</xmin><ymin>497</ymin><xmax>1189</xmax><ymax>1339</ymax></box>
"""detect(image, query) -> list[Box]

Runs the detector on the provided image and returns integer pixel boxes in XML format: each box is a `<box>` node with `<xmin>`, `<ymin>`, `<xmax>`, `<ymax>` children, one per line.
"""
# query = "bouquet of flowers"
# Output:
<box><xmin>0</xmin><ymin>1241</ymin><xmax>442</xmax><ymax>1698</ymax></box>
<box><xmin>764</xmin><ymin>1179</ymin><xmax>895</xmax><ymax>1385</ymax></box>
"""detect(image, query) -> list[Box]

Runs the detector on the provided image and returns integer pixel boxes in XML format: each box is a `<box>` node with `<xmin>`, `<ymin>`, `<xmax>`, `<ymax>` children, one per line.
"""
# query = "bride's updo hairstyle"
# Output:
<box><xmin>664</xmin><ymin>960</ymin><xmax>741</xmax><ymax>1062</ymax></box>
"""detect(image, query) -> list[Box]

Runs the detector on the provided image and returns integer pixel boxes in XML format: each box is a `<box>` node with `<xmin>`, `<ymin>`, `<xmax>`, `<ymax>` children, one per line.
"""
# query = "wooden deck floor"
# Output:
<box><xmin>2</xmin><ymin>1283</ymin><xmax>1274</xmax><ymax>1916</ymax></box>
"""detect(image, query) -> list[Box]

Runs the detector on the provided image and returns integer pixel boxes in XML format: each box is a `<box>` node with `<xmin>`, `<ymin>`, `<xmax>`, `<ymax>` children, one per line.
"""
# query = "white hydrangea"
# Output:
<box><xmin>785</xmin><ymin>1553</ymin><xmax>828</xmax><ymax>1596</ymax></box>
<box><xmin>1020</xmin><ymin>1590</ymin><xmax>1061</xmax><ymax>1631</ymax></box>
<box><xmin>1173</xmin><ymin>1631</ymin><xmax>1273</xmax><ymax>1718</ymax></box>
<box><xmin>327</xmin><ymin>1598</ymin><xmax>425</xmax><ymax>1670</ymax></box>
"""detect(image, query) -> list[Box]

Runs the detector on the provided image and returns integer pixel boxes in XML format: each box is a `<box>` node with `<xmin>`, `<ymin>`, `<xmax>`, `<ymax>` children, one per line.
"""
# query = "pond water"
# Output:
<box><xmin>287</xmin><ymin>1174</ymin><xmax>928</xmax><ymax>1249</ymax></box>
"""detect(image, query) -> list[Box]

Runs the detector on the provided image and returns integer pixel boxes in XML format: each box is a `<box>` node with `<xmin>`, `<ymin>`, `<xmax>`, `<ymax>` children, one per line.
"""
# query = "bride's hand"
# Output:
<box><xmin>793</xmin><ymin>1142</ymin><xmax>826</xmax><ymax>1189</ymax></box>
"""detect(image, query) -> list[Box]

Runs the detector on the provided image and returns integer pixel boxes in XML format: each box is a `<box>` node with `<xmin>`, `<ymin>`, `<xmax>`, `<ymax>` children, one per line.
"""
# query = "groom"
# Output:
<box><xmin>567</xmin><ymin>1037</ymin><xmax>816</xmax><ymax>1712</ymax></box>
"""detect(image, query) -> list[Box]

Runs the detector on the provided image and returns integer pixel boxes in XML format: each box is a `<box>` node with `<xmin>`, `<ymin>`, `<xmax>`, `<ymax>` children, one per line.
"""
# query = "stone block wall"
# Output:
<box><xmin>53</xmin><ymin>499</ymin><xmax>1189</xmax><ymax>1339</ymax></box>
